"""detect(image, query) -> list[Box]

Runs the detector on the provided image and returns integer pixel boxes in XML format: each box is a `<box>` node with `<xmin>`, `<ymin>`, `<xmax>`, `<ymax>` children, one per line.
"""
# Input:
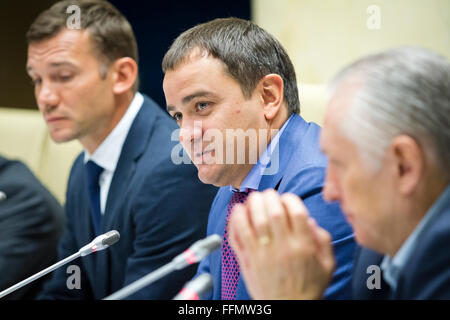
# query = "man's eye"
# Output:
<box><xmin>173</xmin><ymin>112</ymin><xmax>182</xmax><ymax>122</ymax></box>
<box><xmin>196</xmin><ymin>102</ymin><xmax>209</xmax><ymax>111</ymax></box>
<box><xmin>31</xmin><ymin>78</ymin><xmax>42</xmax><ymax>86</ymax></box>
<box><xmin>59</xmin><ymin>74</ymin><xmax>73</xmax><ymax>82</ymax></box>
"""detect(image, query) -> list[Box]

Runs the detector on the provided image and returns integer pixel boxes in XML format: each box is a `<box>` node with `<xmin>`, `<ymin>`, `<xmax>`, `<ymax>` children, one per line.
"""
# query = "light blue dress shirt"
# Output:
<box><xmin>231</xmin><ymin>114</ymin><xmax>293</xmax><ymax>193</ymax></box>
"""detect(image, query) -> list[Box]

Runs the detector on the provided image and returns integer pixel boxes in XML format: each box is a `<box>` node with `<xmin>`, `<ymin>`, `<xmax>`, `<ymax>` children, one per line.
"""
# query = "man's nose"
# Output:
<box><xmin>323</xmin><ymin>167</ymin><xmax>341</xmax><ymax>203</ymax></box>
<box><xmin>36</xmin><ymin>81</ymin><xmax>59</xmax><ymax>112</ymax></box>
<box><xmin>179</xmin><ymin>120</ymin><xmax>203</xmax><ymax>144</ymax></box>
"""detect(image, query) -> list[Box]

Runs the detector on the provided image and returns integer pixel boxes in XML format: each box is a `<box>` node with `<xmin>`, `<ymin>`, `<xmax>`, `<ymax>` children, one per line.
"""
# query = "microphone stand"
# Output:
<box><xmin>104</xmin><ymin>260</ymin><xmax>181</xmax><ymax>300</ymax></box>
<box><xmin>104</xmin><ymin>234</ymin><xmax>221</xmax><ymax>300</ymax></box>
<box><xmin>0</xmin><ymin>252</ymin><xmax>80</xmax><ymax>298</ymax></box>
<box><xmin>0</xmin><ymin>230</ymin><xmax>120</xmax><ymax>299</ymax></box>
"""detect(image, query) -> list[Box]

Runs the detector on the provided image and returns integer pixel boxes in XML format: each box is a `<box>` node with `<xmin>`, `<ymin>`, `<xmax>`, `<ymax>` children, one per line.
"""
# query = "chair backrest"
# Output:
<box><xmin>299</xmin><ymin>84</ymin><xmax>328</xmax><ymax>126</ymax></box>
<box><xmin>0</xmin><ymin>107</ymin><xmax>82</xmax><ymax>204</ymax></box>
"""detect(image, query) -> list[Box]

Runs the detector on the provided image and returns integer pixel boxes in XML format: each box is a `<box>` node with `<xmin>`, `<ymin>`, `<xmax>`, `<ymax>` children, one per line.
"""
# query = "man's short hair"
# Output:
<box><xmin>162</xmin><ymin>17</ymin><xmax>300</xmax><ymax>115</ymax></box>
<box><xmin>330</xmin><ymin>46</ymin><xmax>450</xmax><ymax>178</ymax></box>
<box><xmin>26</xmin><ymin>0</ymin><xmax>139</xmax><ymax>92</ymax></box>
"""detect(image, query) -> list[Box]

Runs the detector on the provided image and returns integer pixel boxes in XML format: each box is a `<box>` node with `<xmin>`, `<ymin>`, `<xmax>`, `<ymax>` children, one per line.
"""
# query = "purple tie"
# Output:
<box><xmin>221</xmin><ymin>190</ymin><xmax>252</xmax><ymax>300</ymax></box>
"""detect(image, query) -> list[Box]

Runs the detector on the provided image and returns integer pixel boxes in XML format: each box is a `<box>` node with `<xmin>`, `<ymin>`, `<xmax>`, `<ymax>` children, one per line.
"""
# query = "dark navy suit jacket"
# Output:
<box><xmin>38</xmin><ymin>95</ymin><xmax>218</xmax><ymax>299</ymax></box>
<box><xmin>0</xmin><ymin>156</ymin><xmax>64</xmax><ymax>299</ymax></box>
<box><xmin>352</xmin><ymin>247</ymin><xmax>390</xmax><ymax>299</ymax></box>
<box><xmin>353</xmin><ymin>188</ymin><xmax>450</xmax><ymax>299</ymax></box>
<box><xmin>197</xmin><ymin>114</ymin><xmax>357</xmax><ymax>299</ymax></box>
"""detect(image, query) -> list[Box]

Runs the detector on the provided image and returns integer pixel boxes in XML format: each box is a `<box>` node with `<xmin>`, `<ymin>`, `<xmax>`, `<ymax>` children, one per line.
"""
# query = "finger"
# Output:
<box><xmin>247</xmin><ymin>191</ymin><xmax>271</xmax><ymax>239</ymax></box>
<box><xmin>307</xmin><ymin>218</ymin><xmax>321</xmax><ymax>247</ymax></box>
<box><xmin>229</xmin><ymin>203</ymin><xmax>258</xmax><ymax>256</ymax></box>
<box><xmin>315</xmin><ymin>227</ymin><xmax>336</xmax><ymax>274</ymax></box>
<box><xmin>262</xmin><ymin>189</ymin><xmax>290</xmax><ymax>241</ymax></box>
<box><xmin>280</xmin><ymin>193</ymin><xmax>313</xmax><ymax>238</ymax></box>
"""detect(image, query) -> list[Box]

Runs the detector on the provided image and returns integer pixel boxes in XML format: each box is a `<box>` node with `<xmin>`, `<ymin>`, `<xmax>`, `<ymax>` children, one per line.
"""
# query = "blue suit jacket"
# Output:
<box><xmin>353</xmin><ymin>193</ymin><xmax>450</xmax><ymax>299</ymax></box>
<box><xmin>197</xmin><ymin>114</ymin><xmax>356</xmax><ymax>299</ymax></box>
<box><xmin>39</xmin><ymin>95</ymin><xmax>218</xmax><ymax>299</ymax></box>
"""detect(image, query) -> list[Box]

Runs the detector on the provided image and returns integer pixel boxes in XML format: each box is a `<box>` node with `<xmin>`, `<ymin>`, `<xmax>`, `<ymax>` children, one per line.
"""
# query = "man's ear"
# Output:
<box><xmin>111</xmin><ymin>57</ymin><xmax>138</xmax><ymax>94</ymax></box>
<box><xmin>391</xmin><ymin>135</ymin><xmax>424</xmax><ymax>195</ymax></box>
<box><xmin>257</xmin><ymin>74</ymin><xmax>284</xmax><ymax>120</ymax></box>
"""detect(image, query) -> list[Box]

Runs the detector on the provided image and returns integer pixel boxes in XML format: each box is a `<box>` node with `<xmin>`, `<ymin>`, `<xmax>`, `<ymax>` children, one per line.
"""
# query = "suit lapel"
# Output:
<box><xmin>101</xmin><ymin>97</ymin><xmax>156</xmax><ymax>230</ymax></box>
<box><xmin>258</xmin><ymin>114</ymin><xmax>307</xmax><ymax>191</ymax></box>
<box><xmin>95</xmin><ymin>96</ymin><xmax>156</xmax><ymax>297</ymax></box>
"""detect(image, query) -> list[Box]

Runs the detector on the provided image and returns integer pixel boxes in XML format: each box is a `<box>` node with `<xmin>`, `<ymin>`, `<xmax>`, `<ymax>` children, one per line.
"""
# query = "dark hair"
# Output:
<box><xmin>27</xmin><ymin>0</ymin><xmax>139</xmax><ymax>92</ymax></box>
<box><xmin>162</xmin><ymin>17</ymin><xmax>300</xmax><ymax>114</ymax></box>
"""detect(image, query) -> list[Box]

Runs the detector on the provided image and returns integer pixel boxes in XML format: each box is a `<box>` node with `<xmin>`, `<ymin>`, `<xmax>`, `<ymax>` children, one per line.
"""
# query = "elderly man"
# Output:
<box><xmin>229</xmin><ymin>46</ymin><xmax>450</xmax><ymax>299</ymax></box>
<box><xmin>162</xmin><ymin>17</ymin><xmax>355</xmax><ymax>300</ymax></box>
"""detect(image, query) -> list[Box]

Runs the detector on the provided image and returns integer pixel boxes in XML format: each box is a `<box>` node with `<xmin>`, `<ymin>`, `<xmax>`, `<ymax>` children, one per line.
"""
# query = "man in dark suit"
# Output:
<box><xmin>0</xmin><ymin>155</ymin><xmax>64</xmax><ymax>299</ymax></box>
<box><xmin>162</xmin><ymin>18</ymin><xmax>356</xmax><ymax>299</ymax></box>
<box><xmin>351</xmin><ymin>247</ymin><xmax>390</xmax><ymax>299</ymax></box>
<box><xmin>26</xmin><ymin>0</ymin><xmax>217</xmax><ymax>299</ymax></box>
<box><xmin>228</xmin><ymin>46</ymin><xmax>450</xmax><ymax>299</ymax></box>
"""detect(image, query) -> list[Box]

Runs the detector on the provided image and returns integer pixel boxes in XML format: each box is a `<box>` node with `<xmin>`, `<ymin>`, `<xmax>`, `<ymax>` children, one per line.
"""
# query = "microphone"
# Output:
<box><xmin>104</xmin><ymin>234</ymin><xmax>221</xmax><ymax>300</ymax></box>
<box><xmin>0</xmin><ymin>230</ymin><xmax>120</xmax><ymax>299</ymax></box>
<box><xmin>0</xmin><ymin>191</ymin><xmax>6</xmax><ymax>202</ymax></box>
<box><xmin>171</xmin><ymin>234</ymin><xmax>222</xmax><ymax>270</ymax></box>
<box><xmin>79</xmin><ymin>230</ymin><xmax>121</xmax><ymax>256</ymax></box>
<box><xmin>172</xmin><ymin>273</ymin><xmax>213</xmax><ymax>300</ymax></box>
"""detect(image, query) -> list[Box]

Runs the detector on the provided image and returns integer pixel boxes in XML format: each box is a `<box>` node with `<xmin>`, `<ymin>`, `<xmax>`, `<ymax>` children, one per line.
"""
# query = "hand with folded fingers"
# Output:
<box><xmin>228</xmin><ymin>189</ymin><xmax>335</xmax><ymax>300</ymax></box>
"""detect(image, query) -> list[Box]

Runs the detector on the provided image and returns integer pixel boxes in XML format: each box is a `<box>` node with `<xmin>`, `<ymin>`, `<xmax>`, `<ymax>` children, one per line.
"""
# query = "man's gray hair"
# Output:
<box><xmin>331</xmin><ymin>46</ymin><xmax>450</xmax><ymax>177</ymax></box>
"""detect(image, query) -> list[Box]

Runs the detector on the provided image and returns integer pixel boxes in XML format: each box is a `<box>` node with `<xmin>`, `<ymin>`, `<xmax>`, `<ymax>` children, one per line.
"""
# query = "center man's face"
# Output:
<box><xmin>163</xmin><ymin>54</ymin><xmax>266</xmax><ymax>188</ymax></box>
<box><xmin>26</xmin><ymin>29</ymin><xmax>115</xmax><ymax>146</ymax></box>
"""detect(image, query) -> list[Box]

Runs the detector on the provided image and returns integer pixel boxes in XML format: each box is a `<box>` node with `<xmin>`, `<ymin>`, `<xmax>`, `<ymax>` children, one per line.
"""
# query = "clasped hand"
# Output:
<box><xmin>228</xmin><ymin>189</ymin><xmax>335</xmax><ymax>300</ymax></box>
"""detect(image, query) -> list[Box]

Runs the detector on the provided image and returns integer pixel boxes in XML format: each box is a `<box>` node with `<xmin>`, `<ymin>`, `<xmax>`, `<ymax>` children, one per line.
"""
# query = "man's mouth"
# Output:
<box><xmin>194</xmin><ymin>148</ymin><xmax>214</xmax><ymax>163</ymax></box>
<box><xmin>45</xmin><ymin>116</ymin><xmax>66</xmax><ymax>123</ymax></box>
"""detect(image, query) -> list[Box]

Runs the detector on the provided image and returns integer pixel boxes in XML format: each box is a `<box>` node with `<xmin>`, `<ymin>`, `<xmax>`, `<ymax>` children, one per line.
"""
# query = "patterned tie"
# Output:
<box><xmin>85</xmin><ymin>160</ymin><xmax>104</xmax><ymax>236</ymax></box>
<box><xmin>221</xmin><ymin>189</ymin><xmax>252</xmax><ymax>300</ymax></box>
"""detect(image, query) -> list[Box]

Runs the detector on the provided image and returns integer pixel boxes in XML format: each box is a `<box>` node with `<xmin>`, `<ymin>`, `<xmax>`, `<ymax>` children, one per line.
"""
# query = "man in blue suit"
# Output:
<box><xmin>162</xmin><ymin>18</ymin><xmax>356</xmax><ymax>299</ymax></box>
<box><xmin>229</xmin><ymin>47</ymin><xmax>450</xmax><ymax>299</ymax></box>
<box><xmin>25</xmin><ymin>0</ymin><xmax>217</xmax><ymax>299</ymax></box>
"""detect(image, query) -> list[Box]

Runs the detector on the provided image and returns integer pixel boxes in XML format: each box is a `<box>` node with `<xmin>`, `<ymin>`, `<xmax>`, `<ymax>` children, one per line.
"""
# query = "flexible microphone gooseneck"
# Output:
<box><xmin>0</xmin><ymin>230</ymin><xmax>120</xmax><ymax>299</ymax></box>
<box><xmin>104</xmin><ymin>234</ymin><xmax>221</xmax><ymax>300</ymax></box>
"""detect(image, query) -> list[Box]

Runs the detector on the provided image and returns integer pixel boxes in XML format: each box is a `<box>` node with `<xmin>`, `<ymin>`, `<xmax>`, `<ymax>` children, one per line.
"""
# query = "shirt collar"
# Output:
<box><xmin>84</xmin><ymin>92</ymin><xmax>144</xmax><ymax>171</ymax></box>
<box><xmin>381</xmin><ymin>183</ymin><xmax>450</xmax><ymax>291</ymax></box>
<box><xmin>231</xmin><ymin>114</ymin><xmax>294</xmax><ymax>193</ymax></box>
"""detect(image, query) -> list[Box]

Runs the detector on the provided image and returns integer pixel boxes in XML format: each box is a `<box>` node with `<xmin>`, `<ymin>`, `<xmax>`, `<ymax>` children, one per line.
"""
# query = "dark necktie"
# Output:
<box><xmin>85</xmin><ymin>160</ymin><xmax>104</xmax><ymax>235</ymax></box>
<box><xmin>221</xmin><ymin>189</ymin><xmax>252</xmax><ymax>300</ymax></box>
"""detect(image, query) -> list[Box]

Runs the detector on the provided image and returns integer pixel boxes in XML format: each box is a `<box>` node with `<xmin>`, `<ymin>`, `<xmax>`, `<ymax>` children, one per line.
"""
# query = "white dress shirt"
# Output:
<box><xmin>83</xmin><ymin>92</ymin><xmax>144</xmax><ymax>214</ymax></box>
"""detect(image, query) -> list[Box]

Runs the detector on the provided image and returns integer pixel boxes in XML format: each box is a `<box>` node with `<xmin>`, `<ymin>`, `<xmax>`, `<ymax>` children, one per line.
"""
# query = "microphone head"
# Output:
<box><xmin>187</xmin><ymin>234</ymin><xmax>221</xmax><ymax>262</ymax></box>
<box><xmin>172</xmin><ymin>234</ymin><xmax>222</xmax><ymax>269</ymax></box>
<box><xmin>173</xmin><ymin>273</ymin><xmax>213</xmax><ymax>300</ymax></box>
<box><xmin>102</xmin><ymin>230</ymin><xmax>120</xmax><ymax>246</ymax></box>
<box><xmin>189</xmin><ymin>273</ymin><xmax>213</xmax><ymax>294</ymax></box>
<box><xmin>194</xmin><ymin>234</ymin><xmax>221</xmax><ymax>252</ymax></box>
<box><xmin>0</xmin><ymin>191</ymin><xmax>6</xmax><ymax>202</ymax></box>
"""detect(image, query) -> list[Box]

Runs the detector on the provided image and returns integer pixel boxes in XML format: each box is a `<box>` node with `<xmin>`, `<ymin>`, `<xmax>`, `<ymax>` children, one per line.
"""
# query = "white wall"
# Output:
<box><xmin>253</xmin><ymin>0</ymin><xmax>450</xmax><ymax>124</ymax></box>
